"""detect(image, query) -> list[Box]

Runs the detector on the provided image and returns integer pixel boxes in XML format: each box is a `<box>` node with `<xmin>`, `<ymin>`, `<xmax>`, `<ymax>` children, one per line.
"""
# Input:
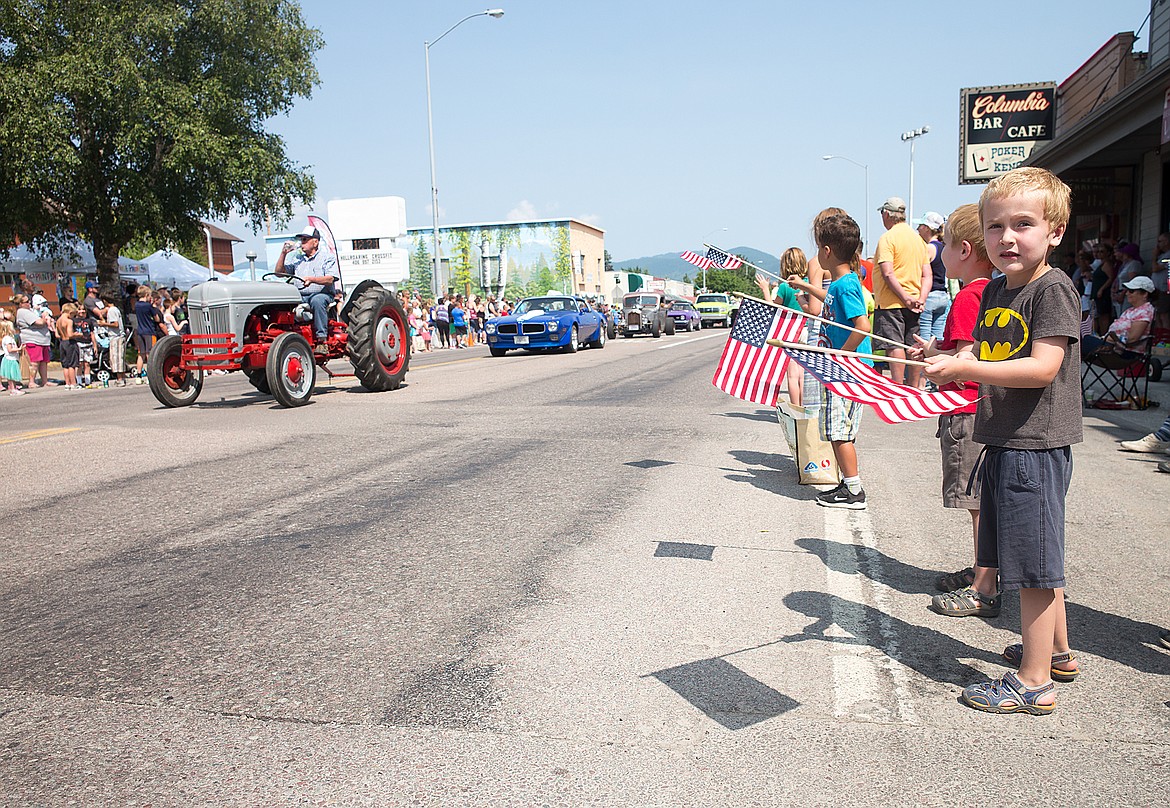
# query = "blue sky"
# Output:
<box><xmin>219</xmin><ymin>0</ymin><xmax>1155</xmax><ymax>266</ymax></box>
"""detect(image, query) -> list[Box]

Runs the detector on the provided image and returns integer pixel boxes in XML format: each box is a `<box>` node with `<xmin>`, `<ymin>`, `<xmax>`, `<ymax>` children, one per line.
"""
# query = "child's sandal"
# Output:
<box><xmin>1002</xmin><ymin>643</ymin><xmax>1080</xmax><ymax>682</ymax></box>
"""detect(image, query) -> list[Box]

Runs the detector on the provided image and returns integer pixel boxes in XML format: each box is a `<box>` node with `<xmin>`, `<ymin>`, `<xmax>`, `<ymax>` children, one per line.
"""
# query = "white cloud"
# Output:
<box><xmin>506</xmin><ymin>200</ymin><xmax>538</xmax><ymax>221</ymax></box>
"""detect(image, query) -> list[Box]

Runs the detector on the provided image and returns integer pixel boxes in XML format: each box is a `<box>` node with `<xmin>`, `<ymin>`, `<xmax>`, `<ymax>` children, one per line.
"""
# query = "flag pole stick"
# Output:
<box><xmin>765</xmin><ymin>339</ymin><xmax>929</xmax><ymax>367</ymax></box>
<box><xmin>702</xmin><ymin>243</ymin><xmax>782</xmax><ymax>280</ymax></box>
<box><xmin>732</xmin><ymin>291</ymin><xmax>914</xmax><ymax>352</ymax></box>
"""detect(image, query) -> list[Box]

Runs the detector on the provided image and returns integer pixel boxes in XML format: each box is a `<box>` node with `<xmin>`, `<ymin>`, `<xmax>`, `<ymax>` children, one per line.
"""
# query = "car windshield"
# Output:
<box><xmin>624</xmin><ymin>295</ymin><xmax>658</xmax><ymax>307</ymax></box>
<box><xmin>670</xmin><ymin>303</ymin><xmax>694</xmax><ymax>311</ymax></box>
<box><xmin>513</xmin><ymin>297</ymin><xmax>575</xmax><ymax>314</ymax></box>
<box><xmin>696</xmin><ymin>295</ymin><xmax>727</xmax><ymax>304</ymax></box>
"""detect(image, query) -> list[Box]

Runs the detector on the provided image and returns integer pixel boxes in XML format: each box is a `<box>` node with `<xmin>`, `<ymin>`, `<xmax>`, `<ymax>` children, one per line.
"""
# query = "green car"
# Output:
<box><xmin>695</xmin><ymin>293</ymin><xmax>734</xmax><ymax>328</ymax></box>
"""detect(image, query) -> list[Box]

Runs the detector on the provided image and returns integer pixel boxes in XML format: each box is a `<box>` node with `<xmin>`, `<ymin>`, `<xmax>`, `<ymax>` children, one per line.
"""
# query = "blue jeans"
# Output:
<box><xmin>302</xmin><ymin>291</ymin><xmax>332</xmax><ymax>339</ymax></box>
<box><xmin>919</xmin><ymin>290</ymin><xmax>951</xmax><ymax>341</ymax></box>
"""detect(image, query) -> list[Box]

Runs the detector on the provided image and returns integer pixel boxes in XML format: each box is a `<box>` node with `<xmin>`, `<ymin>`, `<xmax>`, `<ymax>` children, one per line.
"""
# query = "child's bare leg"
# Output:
<box><xmin>832</xmin><ymin>440</ymin><xmax>858</xmax><ymax>478</ymax></box>
<box><xmin>786</xmin><ymin>365</ymin><xmax>803</xmax><ymax>407</ymax></box>
<box><xmin>1018</xmin><ymin>588</ymin><xmax>1059</xmax><ymax>689</ymax></box>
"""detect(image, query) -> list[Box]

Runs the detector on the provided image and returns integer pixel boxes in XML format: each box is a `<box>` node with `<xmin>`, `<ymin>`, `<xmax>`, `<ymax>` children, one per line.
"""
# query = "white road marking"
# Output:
<box><xmin>822</xmin><ymin>506</ymin><xmax>917</xmax><ymax>724</ymax></box>
<box><xmin>652</xmin><ymin>332</ymin><xmax>726</xmax><ymax>350</ymax></box>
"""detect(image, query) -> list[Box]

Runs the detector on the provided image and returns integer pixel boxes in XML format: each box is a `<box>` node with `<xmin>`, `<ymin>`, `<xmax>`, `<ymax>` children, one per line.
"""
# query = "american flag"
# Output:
<box><xmin>713</xmin><ymin>299</ymin><xmax>807</xmax><ymax>406</ymax></box>
<box><xmin>706</xmin><ymin>246</ymin><xmax>743</xmax><ymax>270</ymax></box>
<box><xmin>783</xmin><ymin>348</ymin><xmax>979</xmax><ymax>424</ymax></box>
<box><xmin>1080</xmin><ymin>314</ymin><xmax>1093</xmax><ymax>338</ymax></box>
<box><xmin>681</xmin><ymin>250</ymin><xmax>714</xmax><ymax>270</ymax></box>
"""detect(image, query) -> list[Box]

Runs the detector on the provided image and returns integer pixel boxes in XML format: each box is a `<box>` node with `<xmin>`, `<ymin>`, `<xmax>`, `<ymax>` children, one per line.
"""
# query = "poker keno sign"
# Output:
<box><xmin>959</xmin><ymin>83</ymin><xmax>1057</xmax><ymax>184</ymax></box>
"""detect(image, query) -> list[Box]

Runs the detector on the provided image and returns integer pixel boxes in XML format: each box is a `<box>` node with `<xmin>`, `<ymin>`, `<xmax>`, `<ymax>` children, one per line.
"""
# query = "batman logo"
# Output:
<box><xmin>977</xmin><ymin>307</ymin><xmax>1029</xmax><ymax>361</ymax></box>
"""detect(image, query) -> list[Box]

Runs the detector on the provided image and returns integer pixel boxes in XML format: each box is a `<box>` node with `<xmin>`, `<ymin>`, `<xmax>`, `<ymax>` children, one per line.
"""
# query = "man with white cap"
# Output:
<box><xmin>872</xmin><ymin>196</ymin><xmax>931</xmax><ymax>386</ymax></box>
<box><xmin>275</xmin><ymin>224</ymin><xmax>338</xmax><ymax>351</ymax></box>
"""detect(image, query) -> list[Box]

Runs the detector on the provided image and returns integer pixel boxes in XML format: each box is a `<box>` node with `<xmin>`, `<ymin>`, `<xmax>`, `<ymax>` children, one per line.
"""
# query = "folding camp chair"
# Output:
<box><xmin>1081</xmin><ymin>332</ymin><xmax>1160</xmax><ymax>410</ymax></box>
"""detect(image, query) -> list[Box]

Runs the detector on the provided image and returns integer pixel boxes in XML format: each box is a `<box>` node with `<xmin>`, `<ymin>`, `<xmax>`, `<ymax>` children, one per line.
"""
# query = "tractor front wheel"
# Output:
<box><xmin>148</xmin><ymin>335</ymin><xmax>203</xmax><ymax>407</ymax></box>
<box><xmin>347</xmin><ymin>286</ymin><xmax>409</xmax><ymax>391</ymax></box>
<box><xmin>266</xmin><ymin>332</ymin><xmax>315</xmax><ymax>407</ymax></box>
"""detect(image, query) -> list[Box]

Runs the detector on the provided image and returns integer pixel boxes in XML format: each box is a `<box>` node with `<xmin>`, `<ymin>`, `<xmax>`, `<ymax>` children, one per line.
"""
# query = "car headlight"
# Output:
<box><xmin>486</xmin><ymin>323</ymin><xmax>496</xmax><ymax>334</ymax></box>
<box><xmin>547</xmin><ymin>321</ymin><xmax>559</xmax><ymax>331</ymax></box>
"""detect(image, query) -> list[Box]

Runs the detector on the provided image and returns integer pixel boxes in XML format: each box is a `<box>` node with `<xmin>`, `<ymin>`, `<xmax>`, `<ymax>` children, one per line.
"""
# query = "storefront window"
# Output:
<box><xmin>1062</xmin><ymin>166</ymin><xmax>1135</xmax><ymax>266</ymax></box>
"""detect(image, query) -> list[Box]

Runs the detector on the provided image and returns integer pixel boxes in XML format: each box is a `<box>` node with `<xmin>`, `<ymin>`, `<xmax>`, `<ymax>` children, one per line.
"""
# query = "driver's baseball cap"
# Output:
<box><xmin>296</xmin><ymin>225</ymin><xmax>321</xmax><ymax>240</ymax></box>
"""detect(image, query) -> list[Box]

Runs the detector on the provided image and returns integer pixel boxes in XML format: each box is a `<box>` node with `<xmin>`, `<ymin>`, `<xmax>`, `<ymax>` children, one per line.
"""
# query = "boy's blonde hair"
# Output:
<box><xmin>945</xmin><ymin>203</ymin><xmax>989</xmax><ymax>265</ymax></box>
<box><xmin>780</xmin><ymin>247</ymin><xmax>807</xmax><ymax>279</ymax></box>
<box><xmin>979</xmin><ymin>166</ymin><xmax>1071</xmax><ymax>229</ymax></box>
<box><xmin>60</xmin><ymin>302</ymin><xmax>78</xmax><ymax>316</ymax></box>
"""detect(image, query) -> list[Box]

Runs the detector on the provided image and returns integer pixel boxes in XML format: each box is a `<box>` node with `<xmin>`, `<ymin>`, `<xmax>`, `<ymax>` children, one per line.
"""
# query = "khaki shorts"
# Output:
<box><xmin>937</xmin><ymin>413</ymin><xmax>980</xmax><ymax>510</ymax></box>
<box><xmin>874</xmin><ymin>308</ymin><xmax>920</xmax><ymax>347</ymax></box>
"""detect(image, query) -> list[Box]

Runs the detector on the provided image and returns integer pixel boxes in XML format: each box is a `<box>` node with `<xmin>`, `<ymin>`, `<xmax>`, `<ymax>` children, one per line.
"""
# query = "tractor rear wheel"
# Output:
<box><xmin>266</xmin><ymin>332</ymin><xmax>315</xmax><ymax>407</ymax></box>
<box><xmin>244</xmin><ymin>368</ymin><xmax>271</xmax><ymax>395</ymax></box>
<box><xmin>347</xmin><ymin>286</ymin><xmax>409</xmax><ymax>391</ymax></box>
<box><xmin>148</xmin><ymin>335</ymin><xmax>203</xmax><ymax>407</ymax></box>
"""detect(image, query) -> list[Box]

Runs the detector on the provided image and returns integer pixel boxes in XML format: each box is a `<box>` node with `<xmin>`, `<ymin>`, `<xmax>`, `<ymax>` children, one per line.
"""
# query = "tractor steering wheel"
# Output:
<box><xmin>262</xmin><ymin>272</ymin><xmax>309</xmax><ymax>290</ymax></box>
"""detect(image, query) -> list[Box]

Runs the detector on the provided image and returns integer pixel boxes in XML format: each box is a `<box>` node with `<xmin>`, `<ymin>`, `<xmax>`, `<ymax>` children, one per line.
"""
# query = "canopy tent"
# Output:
<box><xmin>138</xmin><ymin>249</ymin><xmax>218</xmax><ymax>290</ymax></box>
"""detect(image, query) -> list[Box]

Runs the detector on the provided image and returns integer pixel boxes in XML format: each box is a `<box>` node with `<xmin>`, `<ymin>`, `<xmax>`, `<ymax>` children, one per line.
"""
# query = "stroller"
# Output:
<box><xmin>93</xmin><ymin>326</ymin><xmax>116</xmax><ymax>385</ymax></box>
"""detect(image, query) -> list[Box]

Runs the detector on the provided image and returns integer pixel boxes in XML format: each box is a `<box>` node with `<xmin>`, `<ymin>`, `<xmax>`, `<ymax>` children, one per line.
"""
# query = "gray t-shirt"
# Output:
<box><xmin>15</xmin><ymin>308</ymin><xmax>52</xmax><ymax>346</ymax></box>
<box><xmin>972</xmin><ymin>268</ymin><xmax>1083</xmax><ymax>449</ymax></box>
<box><xmin>284</xmin><ymin>247</ymin><xmax>337</xmax><ymax>296</ymax></box>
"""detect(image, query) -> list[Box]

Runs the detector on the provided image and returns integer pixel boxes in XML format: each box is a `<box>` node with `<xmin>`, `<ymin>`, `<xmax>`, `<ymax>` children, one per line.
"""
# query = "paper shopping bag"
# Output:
<box><xmin>776</xmin><ymin>401</ymin><xmax>840</xmax><ymax>486</ymax></box>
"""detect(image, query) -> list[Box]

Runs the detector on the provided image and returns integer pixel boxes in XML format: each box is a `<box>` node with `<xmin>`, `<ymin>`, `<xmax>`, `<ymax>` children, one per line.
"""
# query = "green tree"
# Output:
<box><xmin>409</xmin><ymin>236</ymin><xmax>432</xmax><ymax>297</ymax></box>
<box><xmin>0</xmin><ymin>0</ymin><xmax>322</xmax><ymax>295</ymax></box>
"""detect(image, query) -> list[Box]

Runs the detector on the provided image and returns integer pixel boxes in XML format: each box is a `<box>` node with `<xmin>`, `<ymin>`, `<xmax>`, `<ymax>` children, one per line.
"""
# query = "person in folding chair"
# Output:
<box><xmin>1082</xmin><ymin>276</ymin><xmax>1156</xmax><ymax>408</ymax></box>
<box><xmin>1082</xmin><ymin>276</ymin><xmax>1155</xmax><ymax>358</ymax></box>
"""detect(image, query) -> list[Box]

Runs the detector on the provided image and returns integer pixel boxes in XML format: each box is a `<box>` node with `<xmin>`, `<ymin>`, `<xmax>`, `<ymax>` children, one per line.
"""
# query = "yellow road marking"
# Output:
<box><xmin>0</xmin><ymin>427</ymin><xmax>80</xmax><ymax>446</ymax></box>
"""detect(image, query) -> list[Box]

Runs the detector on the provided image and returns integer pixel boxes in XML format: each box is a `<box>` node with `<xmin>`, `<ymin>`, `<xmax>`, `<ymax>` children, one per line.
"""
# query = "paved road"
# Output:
<box><xmin>1</xmin><ymin>331</ymin><xmax>1168</xmax><ymax>805</ymax></box>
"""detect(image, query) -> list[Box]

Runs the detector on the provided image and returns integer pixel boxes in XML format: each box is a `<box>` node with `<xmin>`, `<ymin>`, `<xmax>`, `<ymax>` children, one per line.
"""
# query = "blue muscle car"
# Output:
<box><xmin>485</xmin><ymin>295</ymin><xmax>608</xmax><ymax>356</ymax></box>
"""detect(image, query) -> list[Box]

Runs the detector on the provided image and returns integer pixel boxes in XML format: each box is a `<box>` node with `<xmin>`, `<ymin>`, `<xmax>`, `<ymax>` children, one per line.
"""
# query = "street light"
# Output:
<box><xmin>425</xmin><ymin>8</ymin><xmax>505</xmax><ymax>298</ymax></box>
<box><xmin>700</xmin><ymin>226</ymin><xmax>727</xmax><ymax>291</ymax></box>
<box><xmin>821</xmin><ymin>155</ymin><xmax>869</xmax><ymax>254</ymax></box>
<box><xmin>900</xmin><ymin>125</ymin><xmax>930</xmax><ymax>223</ymax></box>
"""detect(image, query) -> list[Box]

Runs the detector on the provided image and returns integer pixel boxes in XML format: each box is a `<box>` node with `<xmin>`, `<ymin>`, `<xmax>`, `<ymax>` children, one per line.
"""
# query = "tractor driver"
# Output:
<box><xmin>275</xmin><ymin>225</ymin><xmax>337</xmax><ymax>352</ymax></box>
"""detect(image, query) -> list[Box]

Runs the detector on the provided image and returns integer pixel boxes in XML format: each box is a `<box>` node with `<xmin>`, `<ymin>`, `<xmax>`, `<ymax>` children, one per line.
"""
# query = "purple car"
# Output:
<box><xmin>666</xmin><ymin>300</ymin><xmax>701</xmax><ymax>332</ymax></box>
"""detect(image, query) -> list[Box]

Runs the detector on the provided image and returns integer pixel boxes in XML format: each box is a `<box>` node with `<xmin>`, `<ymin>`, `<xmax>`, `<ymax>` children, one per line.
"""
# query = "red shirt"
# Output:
<box><xmin>937</xmin><ymin>277</ymin><xmax>989</xmax><ymax>415</ymax></box>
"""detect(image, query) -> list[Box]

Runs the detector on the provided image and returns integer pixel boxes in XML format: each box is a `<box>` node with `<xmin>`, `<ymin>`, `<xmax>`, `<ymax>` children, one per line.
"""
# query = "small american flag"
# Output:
<box><xmin>713</xmin><ymin>299</ymin><xmax>807</xmax><ymax>406</ymax></box>
<box><xmin>706</xmin><ymin>246</ymin><xmax>743</xmax><ymax>270</ymax></box>
<box><xmin>681</xmin><ymin>250</ymin><xmax>714</xmax><ymax>270</ymax></box>
<box><xmin>784</xmin><ymin>348</ymin><xmax>978</xmax><ymax>424</ymax></box>
<box><xmin>1080</xmin><ymin>314</ymin><xmax>1093</xmax><ymax>338</ymax></box>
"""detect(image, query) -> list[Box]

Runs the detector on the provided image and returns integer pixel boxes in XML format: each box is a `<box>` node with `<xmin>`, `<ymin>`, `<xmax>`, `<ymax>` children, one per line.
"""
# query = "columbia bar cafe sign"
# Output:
<box><xmin>959</xmin><ymin>83</ymin><xmax>1056</xmax><ymax>184</ymax></box>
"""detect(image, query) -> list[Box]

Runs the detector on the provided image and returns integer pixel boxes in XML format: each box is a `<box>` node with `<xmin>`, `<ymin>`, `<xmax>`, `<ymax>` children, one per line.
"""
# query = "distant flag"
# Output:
<box><xmin>783</xmin><ymin>347</ymin><xmax>978</xmax><ymax>424</ymax></box>
<box><xmin>713</xmin><ymin>299</ymin><xmax>807</xmax><ymax>406</ymax></box>
<box><xmin>681</xmin><ymin>250</ymin><xmax>714</xmax><ymax>270</ymax></box>
<box><xmin>706</xmin><ymin>246</ymin><xmax>742</xmax><ymax>270</ymax></box>
<box><xmin>1080</xmin><ymin>314</ymin><xmax>1093</xmax><ymax>338</ymax></box>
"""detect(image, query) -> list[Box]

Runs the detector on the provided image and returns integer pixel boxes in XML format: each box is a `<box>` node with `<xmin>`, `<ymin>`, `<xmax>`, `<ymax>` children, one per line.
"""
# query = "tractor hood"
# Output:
<box><xmin>187</xmin><ymin>280</ymin><xmax>302</xmax><ymax>309</ymax></box>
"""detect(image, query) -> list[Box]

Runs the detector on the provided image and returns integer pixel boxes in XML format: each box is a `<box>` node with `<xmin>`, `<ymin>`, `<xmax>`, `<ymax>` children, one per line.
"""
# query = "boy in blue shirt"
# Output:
<box><xmin>790</xmin><ymin>213</ymin><xmax>872</xmax><ymax>509</ymax></box>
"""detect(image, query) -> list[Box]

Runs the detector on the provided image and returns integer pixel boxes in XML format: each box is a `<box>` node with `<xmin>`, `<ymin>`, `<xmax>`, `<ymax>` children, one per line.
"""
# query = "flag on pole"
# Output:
<box><xmin>706</xmin><ymin>246</ymin><xmax>742</xmax><ymax>270</ymax></box>
<box><xmin>1080</xmin><ymin>314</ymin><xmax>1093</xmax><ymax>338</ymax></box>
<box><xmin>680</xmin><ymin>250</ymin><xmax>714</xmax><ymax>270</ymax></box>
<box><xmin>783</xmin><ymin>347</ymin><xmax>978</xmax><ymax>424</ymax></box>
<box><xmin>713</xmin><ymin>299</ymin><xmax>807</xmax><ymax>406</ymax></box>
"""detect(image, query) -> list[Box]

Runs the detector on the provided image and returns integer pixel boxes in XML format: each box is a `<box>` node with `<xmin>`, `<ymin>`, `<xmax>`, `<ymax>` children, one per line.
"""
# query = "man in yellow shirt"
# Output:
<box><xmin>873</xmin><ymin>196</ymin><xmax>931</xmax><ymax>386</ymax></box>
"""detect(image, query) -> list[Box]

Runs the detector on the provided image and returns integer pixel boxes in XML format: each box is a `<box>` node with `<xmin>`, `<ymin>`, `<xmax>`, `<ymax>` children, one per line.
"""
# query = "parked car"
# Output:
<box><xmin>485</xmin><ymin>295</ymin><xmax>609</xmax><ymax>356</ymax></box>
<box><xmin>620</xmin><ymin>292</ymin><xmax>674</xmax><ymax>338</ymax></box>
<box><xmin>666</xmin><ymin>299</ymin><xmax>701</xmax><ymax>332</ymax></box>
<box><xmin>696</xmin><ymin>292</ymin><xmax>734</xmax><ymax>328</ymax></box>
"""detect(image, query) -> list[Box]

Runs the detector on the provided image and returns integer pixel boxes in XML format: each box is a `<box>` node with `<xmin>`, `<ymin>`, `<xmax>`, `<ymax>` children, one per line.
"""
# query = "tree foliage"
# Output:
<box><xmin>408</xmin><ymin>235</ymin><xmax>432</xmax><ymax>297</ymax></box>
<box><xmin>0</xmin><ymin>0</ymin><xmax>322</xmax><ymax>293</ymax></box>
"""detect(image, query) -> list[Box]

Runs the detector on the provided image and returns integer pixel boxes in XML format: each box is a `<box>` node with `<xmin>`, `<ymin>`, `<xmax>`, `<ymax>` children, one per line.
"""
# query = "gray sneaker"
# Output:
<box><xmin>1119</xmin><ymin>433</ymin><xmax>1170</xmax><ymax>454</ymax></box>
<box><xmin>816</xmin><ymin>483</ymin><xmax>867</xmax><ymax>510</ymax></box>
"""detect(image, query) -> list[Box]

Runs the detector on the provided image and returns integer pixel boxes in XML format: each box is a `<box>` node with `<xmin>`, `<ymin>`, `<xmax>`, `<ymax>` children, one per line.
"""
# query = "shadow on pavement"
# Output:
<box><xmin>713</xmin><ymin>410</ymin><xmax>778</xmax><ymax>423</ymax></box>
<box><xmin>778</xmin><ymin>590</ymin><xmax>998</xmax><ymax>686</ymax></box>
<box><xmin>795</xmin><ymin>538</ymin><xmax>1170</xmax><ymax>676</ymax></box>
<box><xmin>725</xmin><ymin>450</ymin><xmax>819</xmax><ymax>501</ymax></box>
<box><xmin>648</xmin><ymin>657</ymin><xmax>799</xmax><ymax>730</ymax></box>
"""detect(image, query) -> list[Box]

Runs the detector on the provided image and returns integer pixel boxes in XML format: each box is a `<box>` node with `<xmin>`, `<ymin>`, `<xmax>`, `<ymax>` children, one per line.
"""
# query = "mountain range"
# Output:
<box><xmin>614</xmin><ymin>247</ymin><xmax>779</xmax><ymax>281</ymax></box>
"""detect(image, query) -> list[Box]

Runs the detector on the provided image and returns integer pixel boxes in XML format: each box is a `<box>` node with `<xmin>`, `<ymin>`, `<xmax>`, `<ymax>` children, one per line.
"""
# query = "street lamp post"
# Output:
<box><xmin>821</xmin><ymin>155</ymin><xmax>869</xmax><ymax>253</ymax></box>
<box><xmin>425</xmin><ymin>8</ymin><xmax>505</xmax><ymax>298</ymax></box>
<box><xmin>700</xmin><ymin>226</ymin><xmax>727</xmax><ymax>291</ymax></box>
<box><xmin>900</xmin><ymin>125</ymin><xmax>930</xmax><ymax>223</ymax></box>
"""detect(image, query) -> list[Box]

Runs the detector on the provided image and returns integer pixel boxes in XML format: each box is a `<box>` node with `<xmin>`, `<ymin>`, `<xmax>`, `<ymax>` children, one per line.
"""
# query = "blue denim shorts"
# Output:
<box><xmin>976</xmin><ymin>446</ymin><xmax>1072</xmax><ymax>590</ymax></box>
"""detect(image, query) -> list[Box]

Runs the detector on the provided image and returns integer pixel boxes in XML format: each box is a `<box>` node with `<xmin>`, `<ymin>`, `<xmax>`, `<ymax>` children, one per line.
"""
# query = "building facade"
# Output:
<box><xmin>406</xmin><ymin>218</ymin><xmax>606</xmax><ymax>297</ymax></box>
<box><xmin>1026</xmin><ymin>2</ymin><xmax>1170</xmax><ymax>266</ymax></box>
